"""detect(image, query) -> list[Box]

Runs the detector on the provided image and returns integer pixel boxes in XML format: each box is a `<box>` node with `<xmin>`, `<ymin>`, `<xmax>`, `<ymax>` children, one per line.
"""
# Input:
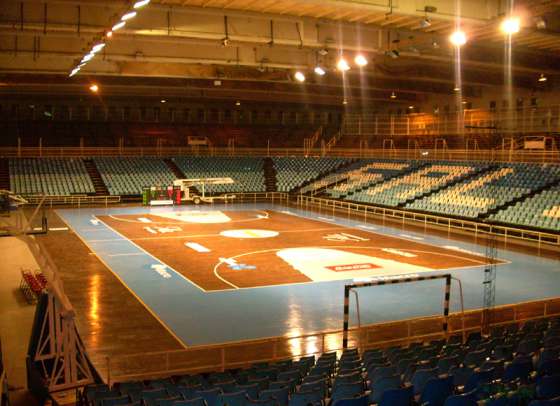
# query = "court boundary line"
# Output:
<box><xmin>54</xmin><ymin>211</ymin><xmax>190</xmax><ymax>349</ymax></box>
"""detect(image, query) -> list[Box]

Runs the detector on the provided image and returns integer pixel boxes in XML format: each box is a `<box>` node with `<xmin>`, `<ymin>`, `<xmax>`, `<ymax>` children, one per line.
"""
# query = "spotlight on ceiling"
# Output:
<box><xmin>294</xmin><ymin>71</ymin><xmax>306</xmax><ymax>82</ymax></box>
<box><xmin>390</xmin><ymin>92</ymin><xmax>397</xmax><ymax>99</ymax></box>
<box><xmin>535</xmin><ymin>17</ymin><xmax>547</xmax><ymax>30</ymax></box>
<box><xmin>133</xmin><ymin>0</ymin><xmax>151</xmax><ymax>9</ymax></box>
<box><xmin>336</xmin><ymin>57</ymin><xmax>350</xmax><ymax>72</ymax></box>
<box><xmin>453</xmin><ymin>86</ymin><xmax>460</xmax><ymax>92</ymax></box>
<box><xmin>449</xmin><ymin>30</ymin><xmax>467</xmax><ymax>47</ymax></box>
<box><xmin>91</xmin><ymin>42</ymin><xmax>106</xmax><ymax>53</ymax></box>
<box><xmin>432</xmin><ymin>40</ymin><xmax>440</xmax><ymax>49</ymax></box>
<box><xmin>385</xmin><ymin>49</ymin><xmax>400</xmax><ymax>59</ymax></box>
<box><xmin>235</xmin><ymin>101</ymin><xmax>241</xmax><ymax>106</ymax></box>
<box><xmin>81</xmin><ymin>53</ymin><xmax>95</xmax><ymax>63</ymax></box>
<box><xmin>408</xmin><ymin>105</ymin><xmax>414</xmax><ymax>109</ymax></box>
<box><xmin>420</xmin><ymin>17</ymin><xmax>431</xmax><ymax>28</ymax></box>
<box><xmin>69</xmin><ymin>67</ymin><xmax>80</xmax><ymax>77</ymax></box>
<box><xmin>318</xmin><ymin>48</ymin><xmax>329</xmax><ymax>56</ymax></box>
<box><xmin>106</xmin><ymin>31</ymin><xmax>113</xmax><ymax>38</ymax></box>
<box><xmin>89</xmin><ymin>84</ymin><xmax>99</xmax><ymax>93</ymax></box>
<box><xmin>121</xmin><ymin>11</ymin><xmax>137</xmax><ymax>21</ymax></box>
<box><xmin>538</xmin><ymin>73</ymin><xmax>547</xmax><ymax>82</ymax></box>
<box><xmin>500</xmin><ymin>17</ymin><xmax>521</xmax><ymax>35</ymax></box>
<box><xmin>112</xmin><ymin>21</ymin><xmax>126</xmax><ymax>31</ymax></box>
<box><xmin>314</xmin><ymin>66</ymin><xmax>326</xmax><ymax>76</ymax></box>
<box><xmin>342</xmin><ymin>99</ymin><xmax>348</xmax><ymax>105</ymax></box>
<box><xmin>354</xmin><ymin>54</ymin><xmax>368</xmax><ymax>67</ymax></box>
<box><xmin>160</xmin><ymin>99</ymin><xmax>166</xmax><ymax>104</ymax></box>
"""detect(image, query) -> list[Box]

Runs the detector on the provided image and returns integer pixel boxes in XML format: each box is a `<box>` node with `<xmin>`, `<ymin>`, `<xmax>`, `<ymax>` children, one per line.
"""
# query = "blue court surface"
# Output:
<box><xmin>57</xmin><ymin>203</ymin><xmax>560</xmax><ymax>347</ymax></box>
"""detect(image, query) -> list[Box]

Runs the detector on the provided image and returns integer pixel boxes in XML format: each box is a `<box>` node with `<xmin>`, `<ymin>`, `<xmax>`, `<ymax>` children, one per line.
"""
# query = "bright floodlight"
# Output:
<box><xmin>121</xmin><ymin>11</ymin><xmax>137</xmax><ymax>21</ymax></box>
<box><xmin>336</xmin><ymin>57</ymin><xmax>350</xmax><ymax>72</ymax></box>
<box><xmin>89</xmin><ymin>84</ymin><xmax>99</xmax><ymax>93</ymax></box>
<box><xmin>314</xmin><ymin>66</ymin><xmax>326</xmax><ymax>76</ymax></box>
<box><xmin>91</xmin><ymin>43</ymin><xmax>106</xmax><ymax>53</ymax></box>
<box><xmin>69</xmin><ymin>67</ymin><xmax>80</xmax><ymax>77</ymax></box>
<box><xmin>81</xmin><ymin>53</ymin><xmax>95</xmax><ymax>63</ymax></box>
<box><xmin>354</xmin><ymin>54</ymin><xmax>368</xmax><ymax>67</ymax></box>
<box><xmin>294</xmin><ymin>71</ymin><xmax>306</xmax><ymax>82</ymax></box>
<box><xmin>112</xmin><ymin>21</ymin><xmax>126</xmax><ymax>31</ymax></box>
<box><xmin>538</xmin><ymin>73</ymin><xmax>547</xmax><ymax>82</ymax></box>
<box><xmin>133</xmin><ymin>0</ymin><xmax>151</xmax><ymax>9</ymax></box>
<box><xmin>501</xmin><ymin>17</ymin><xmax>520</xmax><ymax>35</ymax></box>
<box><xmin>449</xmin><ymin>30</ymin><xmax>467</xmax><ymax>47</ymax></box>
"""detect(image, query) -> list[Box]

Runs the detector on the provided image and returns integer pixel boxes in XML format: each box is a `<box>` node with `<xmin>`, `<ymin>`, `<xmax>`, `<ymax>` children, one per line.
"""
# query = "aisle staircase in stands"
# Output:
<box><xmin>83</xmin><ymin>159</ymin><xmax>109</xmax><ymax>196</ymax></box>
<box><xmin>0</xmin><ymin>159</ymin><xmax>10</xmax><ymax>191</ymax></box>
<box><xmin>263</xmin><ymin>158</ymin><xmax>277</xmax><ymax>192</ymax></box>
<box><xmin>165</xmin><ymin>158</ymin><xmax>200</xmax><ymax>195</ymax></box>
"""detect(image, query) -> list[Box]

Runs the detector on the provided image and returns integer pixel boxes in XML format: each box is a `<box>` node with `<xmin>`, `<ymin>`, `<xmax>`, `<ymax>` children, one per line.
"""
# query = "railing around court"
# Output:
<box><xmin>95</xmin><ymin>297</ymin><xmax>560</xmax><ymax>385</ymax></box>
<box><xmin>23</xmin><ymin>194</ymin><xmax>122</xmax><ymax>208</ymax></box>
<box><xmin>295</xmin><ymin>194</ymin><xmax>560</xmax><ymax>248</ymax></box>
<box><xmin>1</xmin><ymin>146</ymin><xmax>559</xmax><ymax>163</ymax></box>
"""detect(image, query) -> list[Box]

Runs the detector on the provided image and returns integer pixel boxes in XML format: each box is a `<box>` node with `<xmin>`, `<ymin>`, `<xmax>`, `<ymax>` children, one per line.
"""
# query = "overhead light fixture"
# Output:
<box><xmin>81</xmin><ymin>53</ymin><xmax>95</xmax><ymax>63</ymax></box>
<box><xmin>91</xmin><ymin>43</ymin><xmax>106</xmax><ymax>53</ymax></box>
<box><xmin>385</xmin><ymin>49</ymin><xmax>400</xmax><ymax>59</ymax></box>
<box><xmin>420</xmin><ymin>17</ymin><xmax>431</xmax><ymax>28</ymax></box>
<box><xmin>221</xmin><ymin>38</ymin><xmax>230</xmax><ymax>47</ymax></box>
<box><xmin>235</xmin><ymin>101</ymin><xmax>241</xmax><ymax>106</ymax></box>
<box><xmin>535</xmin><ymin>17</ymin><xmax>547</xmax><ymax>30</ymax></box>
<box><xmin>121</xmin><ymin>11</ymin><xmax>137</xmax><ymax>21</ymax></box>
<box><xmin>354</xmin><ymin>54</ymin><xmax>368</xmax><ymax>67</ymax></box>
<box><xmin>432</xmin><ymin>39</ymin><xmax>440</xmax><ymax>49</ymax></box>
<box><xmin>318</xmin><ymin>48</ymin><xmax>329</xmax><ymax>56</ymax></box>
<box><xmin>500</xmin><ymin>17</ymin><xmax>520</xmax><ymax>35</ymax></box>
<box><xmin>294</xmin><ymin>71</ymin><xmax>306</xmax><ymax>82</ymax></box>
<box><xmin>112</xmin><ymin>21</ymin><xmax>126</xmax><ymax>31</ymax></box>
<box><xmin>390</xmin><ymin>92</ymin><xmax>397</xmax><ymax>99</ymax></box>
<box><xmin>69</xmin><ymin>67</ymin><xmax>80</xmax><ymax>77</ymax></box>
<box><xmin>336</xmin><ymin>57</ymin><xmax>350</xmax><ymax>72</ymax></box>
<box><xmin>342</xmin><ymin>99</ymin><xmax>348</xmax><ymax>105</ymax></box>
<box><xmin>160</xmin><ymin>99</ymin><xmax>167</xmax><ymax>103</ymax></box>
<box><xmin>314</xmin><ymin>66</ymin><xmax>326</xmax><ymax>76</ymax></box>
<box><xmin>89</xmin><ymin>84</ymin><xmax>99</xmax><ymax>93</ymax></box>
<box><xmin>538</xmin><ymin>73</ymin><xmax>547</xmax><ymax>82</ymax></box>
<box><xmin>133</xmin><ymin>0</ymin><xmax>150</xmax><ymax>9</ymax></box>
<box><xmin>462</xmin><ymin>100</ymin><xmax>468</xmax><ymax>104</ymax></box>
<box><xmin>449</xmin><ymin>30</ymin><xmax>467</xmax><ymax>47</ymax></box>
<box><xmin>453</xmin><ymin>86</ymin><xmax>460</xmax><ymax>92</ymax></box>
<box><xmin>106</xmin><ymin>31</ymin><xmax>113</xmax><ymax>38</ymax></box>
<box><xmin>408</xmin><ymin>105</ymin><xmax>414</xmax><ymax>109</ymax></box>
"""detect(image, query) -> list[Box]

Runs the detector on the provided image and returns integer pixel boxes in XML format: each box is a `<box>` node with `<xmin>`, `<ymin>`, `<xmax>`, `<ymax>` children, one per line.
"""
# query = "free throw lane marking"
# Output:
<box><xmin>185</xmin><ymin>242</ymin><xmax>211</xmax><ymax>253</ymax></box>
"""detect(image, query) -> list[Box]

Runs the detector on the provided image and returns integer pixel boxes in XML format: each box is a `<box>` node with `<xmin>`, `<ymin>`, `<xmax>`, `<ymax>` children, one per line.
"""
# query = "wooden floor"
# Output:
<box><xmin>35</xmin><ymin>210</ymin><xmax>183</xmax><ymax>372</ymax></box>
<box><xmin>98</xmin><ymin>210</ymin><xmax>502</xmax><ymax>291</ymax></box>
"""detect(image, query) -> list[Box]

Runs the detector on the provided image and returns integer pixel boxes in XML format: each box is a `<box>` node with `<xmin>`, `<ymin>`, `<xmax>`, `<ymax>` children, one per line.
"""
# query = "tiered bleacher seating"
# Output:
<box><xmin>348</xmin><ymin>162</ymin><xmax>483</xmax><ymax>207</ymax></box>
<box><xmin>406</xmin><ymin>163</ymin><xmax>560</xmax><ymax>220</ymax></box>
<box><xmin>491</xmin><ymin>184</ymin><xmax>560</xmax><ymax>232</ymax></box>
<box><xmin>80</xmin><ymin>316</ymin><xmax>560</xmax><ymax>406</ymax></box>
<box><xmin>273</xmin><ymin>157</ymin><xmax>348</xmax><ymax>192</ymax></box>
<box><xmin>325</xmin><ymin>160</ymin><xmax>421</xmax><ymax>199</ymax></box>
<box><xmin>173</xmin><ymin>157</ymin><xmax>266</xmax><ymax>194</ymax></box>
<box><xmin>9</xmin><ymin>158</ymin><xmax>95</xmax><ymax>195</ymax></box>
<box><xmin>94</xmin><ymin>157</ymin><xmax>176</xmax><ymax>196</ymax></box>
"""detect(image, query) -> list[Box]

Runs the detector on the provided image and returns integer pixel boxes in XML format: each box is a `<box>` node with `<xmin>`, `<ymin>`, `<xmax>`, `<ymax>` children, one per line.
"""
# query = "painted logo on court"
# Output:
<box><xmin>220</xmin><ymin>229</ymin><xmax>279</xmax><ymax>239</ymax></box>
<box><xmin>323</xmin><ymin>232</ymin><xmax>369</xmax><ymax>242</ymax></box>
<box><xmin>326</xmin><ymin>263</ymin><xmax>380</xmax><ymax>272</ymax></box>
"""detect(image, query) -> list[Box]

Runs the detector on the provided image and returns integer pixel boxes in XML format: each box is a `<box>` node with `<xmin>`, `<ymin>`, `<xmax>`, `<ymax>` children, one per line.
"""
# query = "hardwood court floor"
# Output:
<box><xmin>97</xmin><ymin>210</ymin><xmax>503</xmax><ymax>291</ymax></box>
<box><xmin>35</xmin><ymin>210</ymin><xmax>183</xmax><ymax>370</ymax></box>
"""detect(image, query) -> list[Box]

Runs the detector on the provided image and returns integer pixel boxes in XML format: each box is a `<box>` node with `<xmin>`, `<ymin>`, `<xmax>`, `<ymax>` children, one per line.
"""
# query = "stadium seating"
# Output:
<box><xmin>407</xmin><ymin>163</ymin><xmax>560</xmax><ymax>220</ymax></box>
<box><xmin>93</xmin><ymin>157</ymin><xmax>176</xmax><ymax>196</ymax></box>
<box><xmin>173</xmin><ymin>157</ymin><xmax>266</xmax><ymax>194</ymax></box>
<box><xmin>9</xmin><ymin>158</ymin><xmax>95</xmax><ymax>195</ymax></box>
<box><xmin>348</xmin><ymin>162</ymin><xmax>483</xmax><ymax>207</ymax></box>
<box><xmin>273</xmin><ymin>157</ymin><xmax>348</xmax><ymax>192</ymax></box>
<box><xmin>325</xmin><ymin>160</ymin><xmax>421</xmax><ymax>199</ymax></box>
<box><xmin>79</xmin><ymin>316</ymin><xmax>560</xmax><ymax>406</ymax></box>
<box><xmin>491</xmin><ymin>184</ymin><xmax>560</xmax><ymax>232</ymax></box>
